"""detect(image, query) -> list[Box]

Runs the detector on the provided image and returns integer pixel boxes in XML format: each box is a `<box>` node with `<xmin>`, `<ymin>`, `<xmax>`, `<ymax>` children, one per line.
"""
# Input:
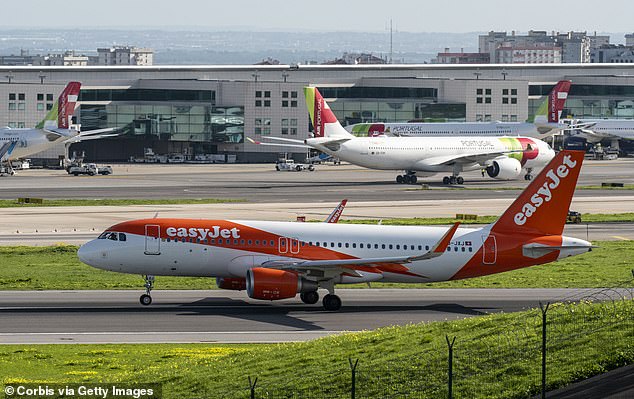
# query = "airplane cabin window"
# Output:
<box><xmin>270</xmin><ymin>240</ymin><xmax>275</xmax><ymax>246</ymax></box>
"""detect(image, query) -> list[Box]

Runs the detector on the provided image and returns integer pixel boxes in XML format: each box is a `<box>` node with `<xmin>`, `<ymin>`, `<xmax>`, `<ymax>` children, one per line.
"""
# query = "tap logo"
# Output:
<box><xmin>514</xmin><ymin>154</ymin><xmax>577</xmax><ymax>226</ymax></box>
<box><xmin>166</xmin><ymin>226</ymin><xmax>241</xmax><ymax>240</ymax></box>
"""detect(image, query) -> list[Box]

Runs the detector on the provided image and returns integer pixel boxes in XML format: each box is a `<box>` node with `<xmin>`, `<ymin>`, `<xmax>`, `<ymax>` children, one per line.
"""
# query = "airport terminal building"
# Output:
<box><xmin>1</xmin><ymin>63</ymin><xmax>634</xmax><ymax>163</ymax></box>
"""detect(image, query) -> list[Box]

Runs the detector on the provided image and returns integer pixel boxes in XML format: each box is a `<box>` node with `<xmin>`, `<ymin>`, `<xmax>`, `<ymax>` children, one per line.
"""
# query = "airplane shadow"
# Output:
<box><xmin>0</xmin><ymin>299</ymin><xmax>494</xmax><ymax>331</ymax></box>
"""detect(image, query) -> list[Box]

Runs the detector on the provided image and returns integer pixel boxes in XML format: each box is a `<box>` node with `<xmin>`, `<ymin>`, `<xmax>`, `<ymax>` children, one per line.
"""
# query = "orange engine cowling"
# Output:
<box><xmin>216</xmin><ymin>277</ymin><xmax>247</xmax><ymax>291</ymax></box>
<box><xmin>246</xmin><ymin>267</ymin><xmax>318</xmax><ymax>300</ymax></box>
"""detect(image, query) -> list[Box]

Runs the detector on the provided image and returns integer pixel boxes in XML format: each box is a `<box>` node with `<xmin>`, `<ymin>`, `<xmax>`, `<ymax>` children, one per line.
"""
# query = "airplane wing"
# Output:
<box><xmin>423</xmin><ymin>149</ymin><xmax>526</xmax><ymax>167</ymax></box>
<box><xmin>246</xmin><ymin>137</ymin><xmax>311</xmax><ymax>149</ymax></box>
<box><xmin>259</xmin><ymin>222</ymin><xmax>460</xmax><ymax>272</ymax></box>
<box><xmin>63</xmin><ymin>133</ymin><xmax>120</xmax><ymax>144</ymax></box>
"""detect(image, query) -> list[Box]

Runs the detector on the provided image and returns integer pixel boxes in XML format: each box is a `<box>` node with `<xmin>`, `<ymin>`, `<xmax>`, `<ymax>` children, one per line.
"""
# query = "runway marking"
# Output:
<box><xmin>612</xmin><ymin>235</ymin><xmax>632</xmax><ymax>241</ymax></box>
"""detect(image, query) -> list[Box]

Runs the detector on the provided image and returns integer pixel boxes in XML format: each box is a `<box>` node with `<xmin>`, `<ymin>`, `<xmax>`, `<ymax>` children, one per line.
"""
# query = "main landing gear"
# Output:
<box><xmin>300</xmin><ymin>291</ymin><xmax>319</xmax><ymax>305</ymax></box>
<box><xmin>442</xmin><ymin>175</ymin><xmax>464</xmax><ymax>185</ymax></box>
<box><xmin>524</xmin><ymin>168</ymin><xmax>534</xmax><ymax>181</ymax></box>
<box><xmin>396</xmin><ymin>172</ymin><xmax>418</xmax><ymax>185</ymax></box>
<box><xmin>300</xmin><ymin>289</ymin><xmax>341</xmax><ymax>310</ymax></box>
<box><xmin>140</xmin><ymin>275</ymin><xmax>155</xmax><ymax>306</ymax></box>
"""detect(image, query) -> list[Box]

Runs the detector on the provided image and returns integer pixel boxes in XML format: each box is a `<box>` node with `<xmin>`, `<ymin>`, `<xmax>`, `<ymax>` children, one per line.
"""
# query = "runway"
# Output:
<box><xmin>1</xmin><ymin>159</ymin><xmax>633</xmax><ymax>203</ymax></box>
<box><xmin>0</xmin><ymin>288</ymin><xmax>619</xmax><ymax>344</ymax></box>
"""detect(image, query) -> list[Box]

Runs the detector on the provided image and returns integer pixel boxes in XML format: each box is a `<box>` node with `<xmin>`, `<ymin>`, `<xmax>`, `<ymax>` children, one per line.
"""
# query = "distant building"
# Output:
<box><xmin>97</xmin><ymin>46</ymin><xmax>154</xmax><ymax>66</ymax></box>
<box><xmin>478</xmin><ymin>30</ymin><xmax>609</xmax><ymax>64</ymax></box>
<box><xmin>591</xmin><ymin>45</ymin><xmax>634</xmax><ymax>63</ymax></box>
<box><xmin>496</xmin><ymin>46</ymin><xmax>562</xmax><ymax>64</ymax></box>
<box><xmin>323</xmin><ymin>53</ymin><xmax>387</xmax><ymax>65</ymax></box>
<box><xmin>626</xmin><ymin>34</ymin><xmax>634</xmax><ymax>47</ymax></box>
<box><xmin>434</xmin><ymin>49</ymin><xmax>490</xmax><ymax>64</ymax></box>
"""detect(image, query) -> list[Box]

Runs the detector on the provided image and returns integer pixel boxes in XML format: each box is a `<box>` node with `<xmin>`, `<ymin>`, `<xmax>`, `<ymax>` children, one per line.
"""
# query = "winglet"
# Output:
<box><xmin>409</xmin><ymin>222</ymin><xmax>460</xmax><ymax>261</ymax></box>
<box><xmin>324</xmin><ymin>199</ymin><xmax>348</xmax><ymax>223</ymax></box>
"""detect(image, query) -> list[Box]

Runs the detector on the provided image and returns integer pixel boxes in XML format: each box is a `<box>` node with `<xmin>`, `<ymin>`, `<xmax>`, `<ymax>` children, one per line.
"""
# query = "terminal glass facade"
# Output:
<box><xmin>529</xmin><ymin>84</ymin><xmax>634</xmax><ymax>119</ymax></box>
<box><xmin>79</xmin><ymin>89</ymin><xmax>244</xmax><ymax>143</ymax></box>
<box><xmin>318</xmin><ymin>86</ymin><xmax>465</xmax><ymax>124</ymax></box>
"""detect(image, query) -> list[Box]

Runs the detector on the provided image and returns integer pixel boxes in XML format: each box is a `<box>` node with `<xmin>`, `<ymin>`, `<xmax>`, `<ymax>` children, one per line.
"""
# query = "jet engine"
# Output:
<box><xmin>486</xmin><ymin>157</ymin><xmax>522</xmax><ymax>180</ymax></box>
<box><xmin>216</xmin><ymin>277</ymin><xmax>246</xmax><ymax>291</ymax></box>
<box><xmin>246</xmin><ymin>267</ymin><xmax>318</xmax><ymax>300</ymax></box>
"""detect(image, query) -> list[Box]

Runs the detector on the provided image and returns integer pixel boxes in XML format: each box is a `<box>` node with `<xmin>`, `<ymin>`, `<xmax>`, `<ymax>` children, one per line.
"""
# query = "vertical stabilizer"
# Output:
<box><xmin>532</xmin><ymin>80</ymin><xmax>571</xmax><ymax>124</ymax></box>
<box><xmin>491</xmin><ymin>150</ymin><xmax>584</xmax><ymax>236</ymax></box>
<box><xmin>304</xmin><ymin>87</ymin><xmax>354</xmax><ymax>139</ymax></box>
<box><xmin>36</xmin><ymin>82</ymin><xmax>81</xmax><ymax>130</ymax></box>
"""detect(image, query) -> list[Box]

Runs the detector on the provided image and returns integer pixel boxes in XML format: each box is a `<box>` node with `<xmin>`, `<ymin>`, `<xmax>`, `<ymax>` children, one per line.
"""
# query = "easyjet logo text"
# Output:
<box><xmin>166</xmin><ymin>226</ymin><xmax>241</xmax><ymax>240</ymax></box>
<box><xmin>514</xmin><ymin>154</ymin><xmax>577</xmax><ymax>226</ymax></box>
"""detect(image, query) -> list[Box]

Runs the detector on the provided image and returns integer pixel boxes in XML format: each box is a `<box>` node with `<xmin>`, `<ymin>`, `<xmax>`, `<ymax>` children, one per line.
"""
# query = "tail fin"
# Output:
<box><xmin>491</xmin><ymin>150</ymin><xmax>584</xmax><ymax>236</ymax></box>
<box><xmin>304</xmin><ymin>87</ymin><xmax>354</xmax><ymax>139</ymax></box>
<box><xmin>532</xmin><ymin>80</ymin><xmax>571</xmax><ymax>124</ymax></box>
<box><xmin>36</xmin><ymin>82</ymin><xmax>81</xmax><ymax>130</ymax></box>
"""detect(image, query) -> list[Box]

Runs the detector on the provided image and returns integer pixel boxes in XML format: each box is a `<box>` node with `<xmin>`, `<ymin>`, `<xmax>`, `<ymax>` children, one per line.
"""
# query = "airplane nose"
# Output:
<box><xmin>78</xmin><ymin>240</ymin><xmax>100</xmax><ymax>266</ymax></box>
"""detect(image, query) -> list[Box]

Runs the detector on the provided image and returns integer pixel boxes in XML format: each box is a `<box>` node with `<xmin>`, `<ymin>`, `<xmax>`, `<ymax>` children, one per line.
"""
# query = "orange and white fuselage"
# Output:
<box><xmin>79</xmin><ymin>151</ymin><xmax>592</xmax><ymax>310</ymax></box>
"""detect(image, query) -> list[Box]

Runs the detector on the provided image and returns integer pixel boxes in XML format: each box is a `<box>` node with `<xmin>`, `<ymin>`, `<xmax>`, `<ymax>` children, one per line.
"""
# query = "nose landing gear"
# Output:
<box><xmin>140</xmin><ymin>275</ymin><xmax>155</xmax><ymax>306</ymax></box>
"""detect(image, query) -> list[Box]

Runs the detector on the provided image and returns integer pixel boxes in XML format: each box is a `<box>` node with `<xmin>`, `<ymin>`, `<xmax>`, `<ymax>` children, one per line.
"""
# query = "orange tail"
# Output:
<box><xmin>491</xmin><ymin>150</ymin><xmax>584</xmax><ymax>236</ymax></box>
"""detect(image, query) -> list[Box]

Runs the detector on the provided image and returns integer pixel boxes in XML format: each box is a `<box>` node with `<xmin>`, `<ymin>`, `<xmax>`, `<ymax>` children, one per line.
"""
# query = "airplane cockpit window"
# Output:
<box><xmin>107</xmin><ymin>232</ymin><xmax>118</xmax><ymax>241</ymax></box>
<box><xmin>119</xmin><ymin>233</ymin><xmax>127</xmax><ymax>242</ymax></box>
<box><xmin>98</xmin><ymin>232</ymin><xmax>109</xmax><ymax>239</ymax></box>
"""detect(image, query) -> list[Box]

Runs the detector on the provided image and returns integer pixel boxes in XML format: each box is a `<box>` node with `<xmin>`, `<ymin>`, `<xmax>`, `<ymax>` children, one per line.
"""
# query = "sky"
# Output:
<box><xmin>3</xmin><ymin>0</ymin><xmax>633</xmax><ymax>33</ymax></box>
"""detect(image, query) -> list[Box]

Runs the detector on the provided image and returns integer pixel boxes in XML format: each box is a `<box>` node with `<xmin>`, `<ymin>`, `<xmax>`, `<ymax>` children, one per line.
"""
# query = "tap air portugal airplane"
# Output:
<box><xmin>346</xmin><ymin>81</ymin><xmax>571</xmax><ymax>139</ymax></box>
<box><xmin>248</xmin><ymin>87</ymin><xmax>555</xmax><ymax>185</ymax></box>
<box><xmin>78</xmin><ymin>150</ymin><xmax>592</xmax><ymax>311</ymax></box>
<box><xmin>0</xmin><ymin>82</ymin><xmax>116</xmax><ymax>174</ymax></box>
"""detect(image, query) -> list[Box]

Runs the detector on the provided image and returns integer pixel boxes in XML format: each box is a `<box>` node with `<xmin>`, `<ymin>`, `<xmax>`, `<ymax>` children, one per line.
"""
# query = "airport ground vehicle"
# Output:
<box><xmin>78</xmin><ymin>151</ymin><xmax>592</xmax><ymax>311</ymax></box>
<box><xmin>567</xmin><ymin>211</ymin><xmax>582</xmax><ymax>224</ymax></box>
<box><xmin>275</xmin><ymin>159</ymin><xmax>315</xmax><ymax>172</ymax></box>
<box><xmin>68</xmin><ymin>163</ymin><xmax>113</xmax><ymax>176</ymax></box>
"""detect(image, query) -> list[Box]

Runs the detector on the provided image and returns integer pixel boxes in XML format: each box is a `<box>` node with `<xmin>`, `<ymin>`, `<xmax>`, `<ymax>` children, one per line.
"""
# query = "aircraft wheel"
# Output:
<box><xmin>442</xmin><ymin>176</ymin><xmax>450</xmax><ymax>185</ymax></box>
<box><xmin>300</xmin><ymin>291</ymin><xmax>319</xmax><ymax>304</ymax></box>
<box><xmin>139</xmin><ymin>294</ymin><xmax>152</xmax><ymax>306</ymax></box>
<box><xmin>457</xmin><ymin>176</ymin><xmax>464</xmax><ymax>185</ymax></box>
<box><xmin>308</xmin><ymin>165</ymin><xmax>315</xmax><ymax>171</ymax></box>
<box><xmin>525</xmin><ymin>174</ymin><xmax>532</xmax><ymax>181</ymax></box>
<box><xmin>296</xmin><ymin>165</ymin><xmax>302</xmax><ymax>171</ymax></box>
<box><xmin>410</xmin><ymin>175</ymin><xmax>417</xmax><ymax>184</ymax></box>
<box><xmin>403</xmin><ymin>175</ymin><xmax>411</xmax><ymax>184</ymax></box>
<box><xmin>449</xmin><ymin>176</ymin><xmax>457</xmax><ymax>184</ymax></box>
<box><xmin>322</xmin><ymin>294</ymin><xmax>342</xmax><ymax>311</ymax></box>
<box><xmin>396</xmin><ymin>175</ymin><xmax>404</xmax><ymax>184</ymax></box>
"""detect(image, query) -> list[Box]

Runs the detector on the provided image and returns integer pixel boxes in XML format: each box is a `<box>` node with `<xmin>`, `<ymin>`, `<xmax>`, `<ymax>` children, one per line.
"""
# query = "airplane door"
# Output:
<box><xmin>482</xmin><ymin>234</ymin><xmax>497</xmax><ymax>265</ymax></box>
<box><xmin>290</xmin><ymin>238</ymin><xmax>300</xmax><ymax>254</ymax></box>
<box><xmin>144</xmin><ymin>224</ymin><xmax>161</xmax><ymax>255</ymax></box>
<box><xmin>278</xmin><ymin>237</ymin><xmax>288</xmax><ymax>254</ymax></box>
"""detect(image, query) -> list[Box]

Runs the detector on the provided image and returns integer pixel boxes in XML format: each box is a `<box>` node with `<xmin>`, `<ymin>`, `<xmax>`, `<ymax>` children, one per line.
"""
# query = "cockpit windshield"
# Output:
<box><xmin>97</xmin><ymin>232</ymin><xmax>127</xmax><ymax>241</ymax></box>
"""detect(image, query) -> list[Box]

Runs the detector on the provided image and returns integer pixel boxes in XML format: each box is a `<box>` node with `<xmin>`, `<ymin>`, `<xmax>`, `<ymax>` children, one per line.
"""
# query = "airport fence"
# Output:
<box><xmin>207</xmin><ymin>282</ymin><xmax>634</xmax><ymax>399</ymax></box>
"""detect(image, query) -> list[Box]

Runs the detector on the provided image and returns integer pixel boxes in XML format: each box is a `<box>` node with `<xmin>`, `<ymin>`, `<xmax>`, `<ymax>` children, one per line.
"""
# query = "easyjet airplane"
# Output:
<box><xmin>78</xmin><ymin>151</ymin><xmax>592</xmax><ymax>311</ymax></box>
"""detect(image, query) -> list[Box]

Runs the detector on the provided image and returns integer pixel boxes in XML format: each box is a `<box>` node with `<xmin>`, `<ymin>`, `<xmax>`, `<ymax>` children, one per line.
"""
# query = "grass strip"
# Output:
<box><xmin>0</xmin><ymin>241</ymin><xmax>632</xmax><ymax>290</ymax></box>
<box><xmin>1</xmin><ymin>300</ymin><xmax>632</xmax><ymax>398</ymax></box>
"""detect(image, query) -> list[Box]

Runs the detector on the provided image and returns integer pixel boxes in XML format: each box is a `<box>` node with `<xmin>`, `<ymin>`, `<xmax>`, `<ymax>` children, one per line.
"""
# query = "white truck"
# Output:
<box><xmin>68</xmin><ymin>163</ymin><xmax>113</xmax><ymax>176</ymax></box>
<box><xmin>275</xmin><ymin>159</ymin><xmax>315</xmax><ymax>172</ymax></box>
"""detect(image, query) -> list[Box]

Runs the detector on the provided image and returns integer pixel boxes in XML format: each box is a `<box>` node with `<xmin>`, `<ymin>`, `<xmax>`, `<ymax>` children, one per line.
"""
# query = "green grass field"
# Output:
<box><xmin>0</xmin><ymin>240</ymin><xmax>632</xmax><ymax>290</ymax></box>
<box><xmin>1</xmin><ymin>299</ymin><xmax>632</xmax><ymax>398</ymax></box>
<box><xmin>0</xmin><ymin>198</ymin><xmax>244</xmax><ymax>208</ymax></box>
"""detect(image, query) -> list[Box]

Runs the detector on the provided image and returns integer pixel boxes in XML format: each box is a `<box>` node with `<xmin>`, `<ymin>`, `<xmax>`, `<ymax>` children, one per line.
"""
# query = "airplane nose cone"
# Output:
<box><xmin>78</xmin><ymin>240</ymin><xmax>101</xmax><ymax>266</ymax></box>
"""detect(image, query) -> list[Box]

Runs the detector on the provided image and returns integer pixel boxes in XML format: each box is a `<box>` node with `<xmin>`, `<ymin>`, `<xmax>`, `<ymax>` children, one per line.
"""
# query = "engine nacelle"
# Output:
<box><xmin>216</xmin><ymin>277</ymin><xmax>246</xmax><ymax>291</ymax></box>
<box><xmin>246</xmin><ymin>267</ymin><xmax>318</xmax><ymax>300</ymax></box>
<box><xmin>486</xmin><ymin>157</ymin><xmax>522</xmax><ymax>180</ymax></box>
